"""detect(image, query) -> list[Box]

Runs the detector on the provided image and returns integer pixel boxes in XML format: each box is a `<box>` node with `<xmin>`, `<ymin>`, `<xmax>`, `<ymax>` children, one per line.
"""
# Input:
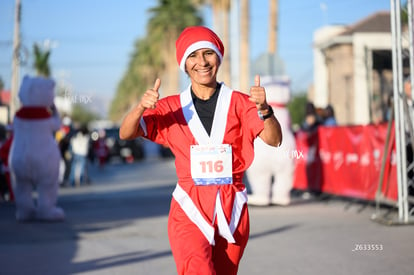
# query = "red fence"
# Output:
<box><xmin>293</xmin><ymin>123</ymin><xmax>398</xmax><ymax>201</ymax></box>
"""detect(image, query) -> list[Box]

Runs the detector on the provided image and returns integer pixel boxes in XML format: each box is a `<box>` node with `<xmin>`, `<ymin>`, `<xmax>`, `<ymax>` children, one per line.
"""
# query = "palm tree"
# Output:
<box><xmin>33</xmin><ymin>43</ymin><xmax>51</xmax><ymax>77</ymax></box>
<box><xmin>210</xmin><ymin>0</ymin><xmax>231</xmax><ymax>85</ymax></box>
<box><xmin>148</xmin><ymin>0</ymin><xmax>202</xmax><ymax>96</ymax></box>
<box><xmin>110</xmin><ymin>38</ymin><xmax>162</xmax><ymax>120</ymax></box>
<box><xmin>109</xmin><ymin>0</ymin><xmax>202</xmax><ymax>121</ymax></box>
<box><xmin>240</xmin><ymin>0</ymin><xmax>250</xmax><ymax>93</ymax></box>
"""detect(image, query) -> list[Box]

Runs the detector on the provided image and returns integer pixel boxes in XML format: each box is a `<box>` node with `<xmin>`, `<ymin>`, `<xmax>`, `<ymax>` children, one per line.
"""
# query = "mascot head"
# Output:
<box><xmin>18</xmin><ymin>75</ymin><xmax>55</xmax><ymax>107</ymax></box>
<box><xmin>261</xmin><ymin>75</ymin><xmax>291</xmax><ymax>106</ymax></box>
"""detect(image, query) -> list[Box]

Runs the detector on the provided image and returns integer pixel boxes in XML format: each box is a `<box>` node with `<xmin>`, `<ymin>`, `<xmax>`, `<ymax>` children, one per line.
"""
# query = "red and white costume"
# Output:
<box><xmin>141</xmin><ymin>83</ymin><xmax>264</xmax><ymax>274</ymax></box>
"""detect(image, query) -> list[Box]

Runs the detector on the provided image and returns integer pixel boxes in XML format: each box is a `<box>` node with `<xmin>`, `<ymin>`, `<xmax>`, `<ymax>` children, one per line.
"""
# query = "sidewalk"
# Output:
<box><xmin>0</xmin><ymin>158</ymin><xmax>413</xmax><ymax>275</ymax></box>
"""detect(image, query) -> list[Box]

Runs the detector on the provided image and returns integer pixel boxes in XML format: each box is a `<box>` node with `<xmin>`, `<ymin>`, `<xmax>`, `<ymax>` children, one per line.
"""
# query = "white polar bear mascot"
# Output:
<box><xmin>246</xmin><ymin>76</ymin><xmax>296</xmax><ymax>206</ymax></box>
<box><xmin>10</xmin><ymin>75</ymin><xmax>64</xmax><ymax>222</ymax></box>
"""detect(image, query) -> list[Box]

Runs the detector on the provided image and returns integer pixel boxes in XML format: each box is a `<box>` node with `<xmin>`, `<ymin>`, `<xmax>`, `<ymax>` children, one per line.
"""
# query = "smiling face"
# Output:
<box><xmin>185</xmin><ymin>48</ymin><xmax>220</xmax><ymax>88</ymax></box>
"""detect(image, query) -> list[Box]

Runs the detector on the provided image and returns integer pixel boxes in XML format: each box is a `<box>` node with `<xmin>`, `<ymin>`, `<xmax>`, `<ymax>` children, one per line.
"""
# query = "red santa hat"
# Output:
<box><xmin>175</xmin><ymin>26</ymin><xmax>224</xmax><ymax>72</ymax></box>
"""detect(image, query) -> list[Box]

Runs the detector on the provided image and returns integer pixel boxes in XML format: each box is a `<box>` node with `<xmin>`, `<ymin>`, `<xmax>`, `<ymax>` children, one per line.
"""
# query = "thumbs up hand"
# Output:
<box><xmin>249</xmin><ymin>75</ymin><xmax>268</xmax><ymax>112</ymax></box>
<box><xmin>140</xmin><ymin>78</ymin><xmax>161</xmax><ymax>110</ymax></box>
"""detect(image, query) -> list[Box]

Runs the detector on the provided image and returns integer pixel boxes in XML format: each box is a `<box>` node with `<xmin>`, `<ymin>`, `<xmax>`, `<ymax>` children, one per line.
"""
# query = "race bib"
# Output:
<box><xmin>190</xmin><ymin>144</ymin><xmax>233</xmax><ymax>185</ymax></box>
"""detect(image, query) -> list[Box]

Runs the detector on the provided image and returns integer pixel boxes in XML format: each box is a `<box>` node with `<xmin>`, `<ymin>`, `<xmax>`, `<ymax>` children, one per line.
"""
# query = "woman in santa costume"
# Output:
<box><xmin>120</xmin><ymin>26</ymin><xmax>282</xmax><ymax>275</ymax></box>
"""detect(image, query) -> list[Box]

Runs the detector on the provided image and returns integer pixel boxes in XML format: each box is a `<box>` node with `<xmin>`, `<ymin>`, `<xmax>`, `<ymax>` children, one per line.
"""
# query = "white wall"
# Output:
<box><xmin>352</xmin><ymin>33</ymin><xmax>392</xmax><ymax>124</ymax></box>
<box><xmin>313</xmin><ymin>26</ymin><xmax>346</xmax><ymax>108</ymax></box>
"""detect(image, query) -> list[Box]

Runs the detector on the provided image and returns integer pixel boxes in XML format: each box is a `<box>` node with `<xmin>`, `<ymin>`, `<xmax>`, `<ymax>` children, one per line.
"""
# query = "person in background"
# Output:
<box><xmin>404</xmin><ymin>76</ymin><xmax>414</xmax><ymax>196</ymax></box>
<box><xmin>301</xmin><ymin>101</ymin><xmax>321</xmax><ymax>132</ymax></box>
<box><xmin>58</xmin><ymin>130</ymin><xmax>73</xmax><ymax>186</ymax></box>
<box><xmin>119</xmin><ymin>26</ymin><xmax>282</xmax><ymax>275</ymax></box>
<box><xmin>93</xmin><ymin>129</ymin><xmax>109</xmax><ymax>169</ymax></box>
<box><xmin>322</xmin><ymin>104</ymin><xmax>337</xmax><ymax>126</ymax></box>
<box><xmin>69</xmin><ymin>125</ymin><xmax>90</xmax><ymax>187</ymax></box>
<box><xmin>0</xmin><ymin>124</ymin><xmax>14</xmax><ymax>201</ymax></box>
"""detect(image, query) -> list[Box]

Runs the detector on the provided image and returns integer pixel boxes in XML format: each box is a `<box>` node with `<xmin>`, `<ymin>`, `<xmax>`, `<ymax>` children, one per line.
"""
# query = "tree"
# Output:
<box><xmin>401</xmin><ymin>1</ymin><xmax>409</xmax><ymax>25</ymax></box>
<box><xmin>148</xmin><ymin>0</ymin><xmax>203</xmax><ymax>96</ymax></box>
<box><xmin>109</xmin><ymin>38</ymin><xmax>161</xmax><ymax>120</ymax></box>
<box><xmin>109</xmin><ymin>0</ymin><xmax>202</xmax><ymax>121</ymax></box>
<box><xmin>287</xmin><ymin>93</ymin><xmax>308</xmax><ymax>129</ymax></box>
<box><xmin>71</xmin><ymin>103</ymin><xmax>99</xmax><ymax>126</ymax></box>
<box><xmin>211</xmin><ymin>0</ymin><xmax>231</xmax><ymax>85</ymax></box>
<box><xmin>190</xmin><ymin>0</ymin><xmax>232</xmax><ymax>85</ymax></box>
<box><xmin>33</xmin><ymin>43</ymin><xmax>51</xmax><ymax>77</ymax></box>
<box><xmin>240</xmin><ymin>0</ymin><xmax>250</xmax><ymax>93</ymax></box>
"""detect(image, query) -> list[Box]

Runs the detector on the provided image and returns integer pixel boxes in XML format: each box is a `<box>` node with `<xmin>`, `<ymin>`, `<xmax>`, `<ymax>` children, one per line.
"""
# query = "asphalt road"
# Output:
<box><xmin>0</xmin><ymin>157</ymin><xmax>413</xmax><ymax>275</ymax></box>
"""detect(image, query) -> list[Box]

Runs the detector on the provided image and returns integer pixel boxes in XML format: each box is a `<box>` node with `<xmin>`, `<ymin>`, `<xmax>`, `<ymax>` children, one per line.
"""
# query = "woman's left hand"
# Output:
<box><xmin>249</xmin><ymin>75</ymin><xmax>269</xmax><ymax>112</ymax></box>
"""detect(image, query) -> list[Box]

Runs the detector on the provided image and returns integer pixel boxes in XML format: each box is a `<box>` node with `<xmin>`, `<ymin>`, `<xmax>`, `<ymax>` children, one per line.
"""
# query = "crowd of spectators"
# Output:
<box><xmin>301</xmin><ymin>102</ymin><xmax>337</xmax><ymax>132</ymax></box>
<box><xmin>0</xmin><ymin>116</ymin><xmax>117</xmax><ymax>201</ymax></box>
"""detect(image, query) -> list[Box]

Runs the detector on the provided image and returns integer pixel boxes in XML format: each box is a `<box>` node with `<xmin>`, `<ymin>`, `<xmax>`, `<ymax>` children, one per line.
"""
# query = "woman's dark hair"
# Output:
<box><xmin>325</xmin><ymin>105</ymin><xmax>335</xmax><ymax>117</ymax></box>
<box><xmin>305</xmin><ymin>102</ymin><xmax>316</xmax><ymax>115</ymax></box>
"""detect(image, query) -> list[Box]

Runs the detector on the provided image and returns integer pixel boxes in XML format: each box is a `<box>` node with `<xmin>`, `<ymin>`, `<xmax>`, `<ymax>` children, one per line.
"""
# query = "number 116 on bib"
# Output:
<box><xmin>190</xmin><ymin>144</ymin><xmax>233</xmax><ymax>185</ymax></box>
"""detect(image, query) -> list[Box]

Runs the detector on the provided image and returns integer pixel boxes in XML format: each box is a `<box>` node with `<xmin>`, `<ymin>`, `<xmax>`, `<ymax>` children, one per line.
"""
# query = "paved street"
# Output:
<box><xmin>1</xmin><ymin>157</ymin><xmax>413</xmax><ymax>275</ymax></box>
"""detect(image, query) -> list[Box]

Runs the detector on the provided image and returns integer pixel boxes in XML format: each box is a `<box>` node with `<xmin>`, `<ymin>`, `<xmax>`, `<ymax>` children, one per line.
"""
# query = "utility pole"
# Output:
<box><xmin>267</xmin><ymin>0</ymin><xmax>278</xmax><ymax>76</ymax></box>
<box><xmin>268</xmin><ymin>0</ymin><xmax>278</xmax><ymax>54</ymax></box>
<box><xmin>10</xmin><ymin>0</ymin><xmax>21</xmax><ymax>123</ymax></box>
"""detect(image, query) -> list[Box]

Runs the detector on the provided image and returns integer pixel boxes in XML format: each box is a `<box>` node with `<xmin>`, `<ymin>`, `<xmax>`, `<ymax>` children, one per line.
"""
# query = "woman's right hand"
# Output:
<box><xmin>120</xmin><ymin>78</ymin><xmax>161</xmax><ymax>140</ymax></box>
<box><xmin>139</xmin><ymin>78</ymin><xmax>161</xmax><ymax>110</ymax></box>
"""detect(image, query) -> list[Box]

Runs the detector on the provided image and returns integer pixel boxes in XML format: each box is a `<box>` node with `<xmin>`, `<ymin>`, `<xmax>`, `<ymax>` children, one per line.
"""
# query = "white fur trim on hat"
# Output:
<box><xmin>179</xmin><ymin>41</ymin><xmax>223</xmax><ymax>72</ymax></box>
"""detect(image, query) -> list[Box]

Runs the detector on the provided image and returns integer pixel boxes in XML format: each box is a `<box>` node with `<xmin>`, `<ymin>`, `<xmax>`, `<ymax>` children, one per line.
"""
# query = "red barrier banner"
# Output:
<box><xmin>293</xmin><ymin>123</ymin><xmax>398</xmax><ymax>201</ymax></box>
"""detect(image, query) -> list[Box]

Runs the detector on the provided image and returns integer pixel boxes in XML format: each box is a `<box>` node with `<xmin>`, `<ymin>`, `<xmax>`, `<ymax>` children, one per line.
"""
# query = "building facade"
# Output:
<box><xmin>311</xmin><ymin>11</ymin><xmax>408</xmax><ymax>125</ymax></box>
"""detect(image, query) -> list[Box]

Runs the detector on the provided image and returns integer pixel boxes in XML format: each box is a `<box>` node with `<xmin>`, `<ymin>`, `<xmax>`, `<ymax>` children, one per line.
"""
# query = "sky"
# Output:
<box><xmin>0</xmin><ymin>0</ymin><xmax>391</xmax><ymax>117</ymax></box>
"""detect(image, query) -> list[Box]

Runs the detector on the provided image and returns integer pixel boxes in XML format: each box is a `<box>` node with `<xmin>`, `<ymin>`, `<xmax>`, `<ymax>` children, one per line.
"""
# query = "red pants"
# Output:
<box><xmin>168</xmin><ymin>199</ymin><xmax>249</xmax><ymax>275</ymax></box>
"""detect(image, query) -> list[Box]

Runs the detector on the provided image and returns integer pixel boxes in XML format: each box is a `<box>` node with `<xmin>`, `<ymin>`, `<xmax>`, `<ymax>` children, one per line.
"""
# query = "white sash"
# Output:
<box><xmin>180</xmin><ymin>83</ymin><xmax>232</xmax><ymax>145</ymax></box>
<box><xmin>140</xmin><ymin>82</ymin><xmax>233</xmax><ymax>143</ymax></box>
<box><xmin>172</xmin><ymin>183</ymin><xmax>247</xmax><ymax>245</ymax></box>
